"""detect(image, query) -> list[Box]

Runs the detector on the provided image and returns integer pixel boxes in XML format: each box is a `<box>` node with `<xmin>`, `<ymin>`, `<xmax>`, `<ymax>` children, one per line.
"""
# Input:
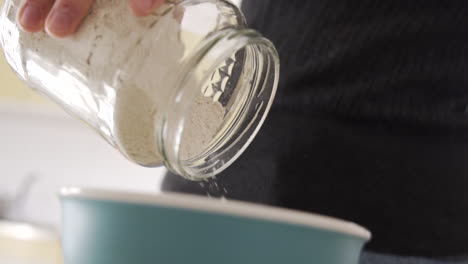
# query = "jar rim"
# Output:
<box><xmin>159</xmin><ymin>28</ymin><xmax>280</xmax><ymax>180</ymax></box>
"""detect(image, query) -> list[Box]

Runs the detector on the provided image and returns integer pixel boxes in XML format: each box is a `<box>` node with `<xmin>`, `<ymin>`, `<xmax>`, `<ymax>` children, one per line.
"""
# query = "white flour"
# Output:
<box><xmin>12</xmin><ymin>0</ymin><xmax>229</xmax><ymax>167</ymax></box>
<box><xmin>115</xmin><ymin>85</ymin><xmax>226</xmax><ymax>166</ymax></box>
<box><xmin>180</xmin><ymin>96</ymin><xmax>225</xmax><ymax>160</ymax></box>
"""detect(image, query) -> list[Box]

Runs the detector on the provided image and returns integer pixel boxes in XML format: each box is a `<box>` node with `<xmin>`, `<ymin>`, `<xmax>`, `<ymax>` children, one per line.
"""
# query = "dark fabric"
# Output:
<box><xmin>360</xmin><ymin>252</ymin><xmax>468</xmax><ymax>264</ymax></box>
<box><xmin>242</xmin><ymin>0</ymin><xmax>468</xmax><ymax>126</ymax></box>
<box><xmin>162</xmin><ymin>0</ymin><xmax>468</xmax><ymax>257</ymax></box>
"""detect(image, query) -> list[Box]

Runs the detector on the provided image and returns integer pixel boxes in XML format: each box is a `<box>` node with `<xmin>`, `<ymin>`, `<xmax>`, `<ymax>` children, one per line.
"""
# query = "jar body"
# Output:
<box><xmin>0</xmin><ymin>0</ymin><xmax>279</xmax><ymax>179</ymax></box>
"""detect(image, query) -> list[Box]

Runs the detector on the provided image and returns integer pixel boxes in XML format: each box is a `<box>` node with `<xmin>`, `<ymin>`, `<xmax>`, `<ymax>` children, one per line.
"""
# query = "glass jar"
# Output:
<box><xmin>0</xmin><ymin>0</ymin><xmax>279</xmax><ymax>180</ymax></box>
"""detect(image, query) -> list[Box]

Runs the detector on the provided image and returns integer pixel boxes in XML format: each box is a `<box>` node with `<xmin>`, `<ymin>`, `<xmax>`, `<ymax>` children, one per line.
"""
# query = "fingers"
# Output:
<box><xmin>17</xmin><ymin>0</ymin><xmax>55</xmax><ymax>33</ymax></box>
<box><xmin>128</xmin><ymin>0</ymin><xmax>165</xmax><ymax>17</ymax></box>
<box><xmin>45</xmin><ymin>0</ymin><xmax>94</xmax><ymax>38</ymax></box>
<box><xmin>18</xmin><ymin>0</ymin><xmax>164</xmax><ymax>37</ymax></box>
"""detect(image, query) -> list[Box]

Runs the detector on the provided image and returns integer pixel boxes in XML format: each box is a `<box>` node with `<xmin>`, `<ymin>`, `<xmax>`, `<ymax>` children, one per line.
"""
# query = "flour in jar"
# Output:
<box><xmin>83</xmin><ymin>0</ymin><xmax>226</xmax><ymax>166</ymax></box>
<box><xmin>179</xmin><ymin>96</ymin><xmax>226</xmax><ymax>160</ymax></box>
<box><xmin>16</xmin><ymin>0</ymin><xmax>228</xmax><ymax>167</ymax></box>
<box><xmin>115</xmin><ymin>85</ymin><xmax>226</xmax><ymax>166</ymax></box>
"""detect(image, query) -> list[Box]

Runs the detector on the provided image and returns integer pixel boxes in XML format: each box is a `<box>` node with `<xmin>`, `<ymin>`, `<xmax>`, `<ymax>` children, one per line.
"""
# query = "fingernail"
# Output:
<box><xmin>134</xmin><ymin>0</ymin><xmax>156</xmax><ymax>13</ymax></box>
<box><xmin>19</xmin><ymin>4</ymin><xmax>44</xmax><ymax>30</ymax></box>
<box><xmin>46</xmin><ymin>6</ymin><xmax>75</xmax><ymax>37</ymax></box>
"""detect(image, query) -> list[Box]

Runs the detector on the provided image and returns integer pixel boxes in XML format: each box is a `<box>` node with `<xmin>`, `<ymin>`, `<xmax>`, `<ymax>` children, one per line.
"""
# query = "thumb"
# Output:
<box><xmin>128</xmin><ymin>0</ymin><xmax>165</xmax><ymax>17</ymax></box>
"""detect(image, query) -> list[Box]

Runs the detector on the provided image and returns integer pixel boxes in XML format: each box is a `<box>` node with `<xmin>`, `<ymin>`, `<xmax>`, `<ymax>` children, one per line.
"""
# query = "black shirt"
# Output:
<box><xmin>163</xmin><ymin>0</ymin><xmax>468</xmax><ymax>257</ymax></box>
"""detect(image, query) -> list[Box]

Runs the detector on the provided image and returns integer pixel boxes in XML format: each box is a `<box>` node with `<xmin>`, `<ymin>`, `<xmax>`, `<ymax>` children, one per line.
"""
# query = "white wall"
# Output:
<box><xmin>0</xmin><ymin>102</ymin><xmax>165</xmax><ymax>228</ymax></box>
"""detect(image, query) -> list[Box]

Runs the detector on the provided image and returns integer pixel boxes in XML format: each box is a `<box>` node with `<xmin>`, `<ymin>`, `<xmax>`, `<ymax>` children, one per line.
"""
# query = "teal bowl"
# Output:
<box><xmin>60</xmin><ymin>188</ymin><xmax>371</xmax><ymax>264</ymax></box>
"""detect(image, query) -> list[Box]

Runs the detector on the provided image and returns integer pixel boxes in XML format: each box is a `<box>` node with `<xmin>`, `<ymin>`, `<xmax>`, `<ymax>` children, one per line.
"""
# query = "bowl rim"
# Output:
<box><xmin>60</xmin><ymin>187</ymin><xmax>371</xmax><ymax>240</ymax></box>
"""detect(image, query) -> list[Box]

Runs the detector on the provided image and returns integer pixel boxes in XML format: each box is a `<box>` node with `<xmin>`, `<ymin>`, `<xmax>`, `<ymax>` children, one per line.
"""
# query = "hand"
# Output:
<box><xmin>16</xmin><ymin>0</ymin><xmax>165</xmax><ymax>38</ymax></box>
